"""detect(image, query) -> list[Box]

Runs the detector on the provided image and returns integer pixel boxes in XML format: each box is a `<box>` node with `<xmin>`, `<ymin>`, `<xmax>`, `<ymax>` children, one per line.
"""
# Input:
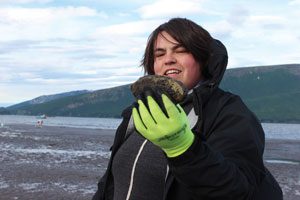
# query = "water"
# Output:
<box><xmin>1</xmin><ymin>115</ymin><xmax>300</xmax><ymax>139</ymax></box>
<box><xmin>0</xmin><ymin>115</ymin><xmax>122</xmax><ymax>130</ymax></box>
<box><xmin>262</xmin><ymin>123</ymin><xmax>300</xmax><ymax>140</ymax></box>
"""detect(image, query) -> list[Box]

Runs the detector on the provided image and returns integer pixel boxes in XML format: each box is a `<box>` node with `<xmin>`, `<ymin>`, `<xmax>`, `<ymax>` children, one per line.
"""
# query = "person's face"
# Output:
<box><xmin>153</xmin><ymin>31</ymin><xmax>203</xmax><ymax>89</ymax></box>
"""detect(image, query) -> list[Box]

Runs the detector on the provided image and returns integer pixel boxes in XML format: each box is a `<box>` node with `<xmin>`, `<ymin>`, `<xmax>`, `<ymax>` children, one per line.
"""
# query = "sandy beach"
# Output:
<box><xmin>0</xmin><ymin>124</ymin><xmax>299</xmax><ymax>200</ymax></box>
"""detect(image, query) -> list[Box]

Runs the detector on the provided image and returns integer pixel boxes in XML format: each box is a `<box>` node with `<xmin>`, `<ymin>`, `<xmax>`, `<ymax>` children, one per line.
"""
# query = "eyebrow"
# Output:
<box><xmin>154</xmin><ymin>44</ymin><xmax>184</xmax><ymax>52</ymax></box>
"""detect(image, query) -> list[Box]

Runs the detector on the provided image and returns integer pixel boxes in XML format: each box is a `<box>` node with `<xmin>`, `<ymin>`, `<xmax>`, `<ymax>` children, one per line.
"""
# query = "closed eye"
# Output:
<box><xmin>154</xmin><ymin>49</ymin><xmax>165</xmax><ymax>58</ymax></box>
<box><xmin>174</xmin><ymin>46</ymin><xmax>187</xmax><ymax>53</ymax></box>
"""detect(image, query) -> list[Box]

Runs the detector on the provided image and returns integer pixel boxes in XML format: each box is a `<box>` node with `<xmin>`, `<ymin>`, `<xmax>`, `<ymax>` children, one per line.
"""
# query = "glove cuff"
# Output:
<box><xmin>163</xmin><ymin>130</ymin><xmax>195</xmax><ymax>158</ymax></box>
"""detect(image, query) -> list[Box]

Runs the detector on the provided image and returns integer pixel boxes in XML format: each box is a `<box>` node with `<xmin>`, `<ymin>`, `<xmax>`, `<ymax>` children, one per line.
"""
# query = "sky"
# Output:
<box><xmin>0</xmin><ymin>0</ymin><xmax>300</xmax><ymax>106</ymax></box>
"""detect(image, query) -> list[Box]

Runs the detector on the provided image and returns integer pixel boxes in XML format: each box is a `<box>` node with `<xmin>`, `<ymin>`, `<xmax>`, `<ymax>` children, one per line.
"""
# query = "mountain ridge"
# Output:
<box><xmin>7</xmin><ymin>90</ymin><xmax>91</xmax><ymax>110</ymax></box>
<box><xmin>3</xmin><ymin>64</ymin><xmax>300</xmax><ymax>123</ymax></box>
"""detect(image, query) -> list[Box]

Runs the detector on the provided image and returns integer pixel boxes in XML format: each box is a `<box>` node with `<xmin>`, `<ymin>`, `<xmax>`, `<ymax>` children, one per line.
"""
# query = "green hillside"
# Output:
<box><xmin>9</xmin><ymin>85</ymin><xmax>134</xmax><ymax>118</ymax></box>
<box><xmin>6</xmin><ymin>64</ymin><xmax>300</xmax><ymax>122</ymax></box>
<box><xmin>0</xmin><ymin>107</ymin><xmax>10</xmax><ymax>115</ymax></box>
<box><xmin>220</xmin><ymin>64</ymin><xmax>300</xmax><ymax>122</ymax></box>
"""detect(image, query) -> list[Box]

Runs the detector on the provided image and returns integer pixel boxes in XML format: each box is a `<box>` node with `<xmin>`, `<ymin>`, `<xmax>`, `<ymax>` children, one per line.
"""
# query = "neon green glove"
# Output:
<box><xmin>132</xmin><ymin>94</ymin><xmax>194</xmax><ymax>158</ymax></box>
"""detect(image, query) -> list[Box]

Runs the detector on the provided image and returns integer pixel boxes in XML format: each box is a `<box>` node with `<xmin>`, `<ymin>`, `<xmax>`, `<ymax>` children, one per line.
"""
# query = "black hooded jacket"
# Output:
<box><xmin>92</xmin><ymin>40</ymin><xmax>283</xmax><ymax>200</ymax></box>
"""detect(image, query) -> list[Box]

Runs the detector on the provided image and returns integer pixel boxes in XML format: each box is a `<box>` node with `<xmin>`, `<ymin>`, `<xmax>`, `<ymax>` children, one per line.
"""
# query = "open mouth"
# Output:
<box><xmin>164</xmin><ymin>69</ymin><xmax>181</xmax><ymax>76</ymax></box>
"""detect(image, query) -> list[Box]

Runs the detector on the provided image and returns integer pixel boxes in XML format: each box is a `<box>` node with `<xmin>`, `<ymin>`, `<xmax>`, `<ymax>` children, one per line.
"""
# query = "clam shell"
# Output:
<box><xmin>131</xmin><ymin>75</ymin><xmax>188</xmax><ymax>103</ymax></box>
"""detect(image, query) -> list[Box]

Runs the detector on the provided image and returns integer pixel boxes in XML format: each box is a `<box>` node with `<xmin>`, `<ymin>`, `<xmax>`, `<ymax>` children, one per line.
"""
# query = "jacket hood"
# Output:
<box><xmin>188</xmin><ymin>39</ymin><xmax>228</xmax><ymax>117</ymax></box>
<box><xmin>203</xmin><ymin>39</ymin><xmax>228</xmax><ymax>88</ymax></box>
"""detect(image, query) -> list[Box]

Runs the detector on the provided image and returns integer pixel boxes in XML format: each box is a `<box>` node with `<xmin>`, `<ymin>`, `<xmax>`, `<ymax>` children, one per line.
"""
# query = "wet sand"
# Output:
<box><xmin>0</xmin><ymin>124</ymin><xmax>299</xmax><ymax>200</ymax></box>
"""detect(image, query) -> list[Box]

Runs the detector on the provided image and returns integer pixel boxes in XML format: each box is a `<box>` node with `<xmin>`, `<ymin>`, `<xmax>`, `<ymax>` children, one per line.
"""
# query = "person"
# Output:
<box><xmin>36</xmin><ymin>120</ymin><xmax>43</xmax><ymax>128</ymax></box>
<box><xmin>92</xmin><ymin>17</ymin><xmax>282</xmax><ymax>200</ymax></box>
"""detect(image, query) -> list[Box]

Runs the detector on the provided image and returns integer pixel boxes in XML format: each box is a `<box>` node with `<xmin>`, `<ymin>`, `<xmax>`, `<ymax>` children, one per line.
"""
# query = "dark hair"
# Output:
<box><xmin>141</xmin><ymin>18</ymin><xmax>213</xmax><ymax>78</ymax></box>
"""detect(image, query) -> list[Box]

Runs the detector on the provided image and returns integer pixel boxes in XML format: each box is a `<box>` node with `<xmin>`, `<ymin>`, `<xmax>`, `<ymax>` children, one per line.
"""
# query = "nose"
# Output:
<box><xmin>164</xmin><ymin>52</ymin><xmax>176</xmax><ymax>66</ymax></box>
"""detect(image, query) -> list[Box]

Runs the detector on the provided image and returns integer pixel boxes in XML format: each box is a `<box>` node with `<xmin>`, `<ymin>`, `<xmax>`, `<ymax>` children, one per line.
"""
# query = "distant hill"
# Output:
<box><xmin>7</xmin><ymin>90</ymin><xmax>91</xmax><ymax>111</ymax></box>
<box><xmin>7</xmin><ymin>86</ymin><xmax>134</xmax><ymax>118</ymax></box>
<box><xmin>220</xmin><ymin>64</ymin><xmax>300</xmax><ymax>123</ymax></box>
<box><xmin>0</xmin><ymin>107</ymin><xmax>10</xmax><ymax>115</ymax></box>
<box><xmin>5</xmin><ymin>64</ymin><xmax>300</xmax><ymax>123</ymax></box>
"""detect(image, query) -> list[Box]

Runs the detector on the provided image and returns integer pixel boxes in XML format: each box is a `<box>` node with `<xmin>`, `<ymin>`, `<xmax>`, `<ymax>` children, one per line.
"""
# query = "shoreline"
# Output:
<box><xmin>2</xmin><ymin>113</ymin><xmax>300</xmax><ymax>124</ymax></box>
<box><xmin>1</xmin><ymin>124</ymin><xmax>299</xmax><ymax>200</ymax></box>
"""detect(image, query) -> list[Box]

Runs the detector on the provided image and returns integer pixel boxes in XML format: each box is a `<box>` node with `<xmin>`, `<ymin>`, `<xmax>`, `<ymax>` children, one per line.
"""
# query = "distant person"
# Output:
<box><xmin>36</xmin><ymin>120</ymin><xmax>43</xmax><ymax>128</ymax></box>
<box><xmin>93</xmin><ymin>18</ymin><xmax>282</xmax><ymax>200</ymax></box>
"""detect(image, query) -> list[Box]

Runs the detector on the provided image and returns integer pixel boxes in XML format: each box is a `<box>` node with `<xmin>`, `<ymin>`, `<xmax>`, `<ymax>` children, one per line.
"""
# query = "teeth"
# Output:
<box><xmin>165</xmin><ymin>69</ymin><xmax>181</xmax><ymax>75</ymax></box>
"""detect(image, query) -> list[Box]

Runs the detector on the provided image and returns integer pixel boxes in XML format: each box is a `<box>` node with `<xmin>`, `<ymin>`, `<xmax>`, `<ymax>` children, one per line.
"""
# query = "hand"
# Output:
<box><xmin>132</xmin><ymin>94</ymin><xmax>194</xmax><ymax>157</ymax></box>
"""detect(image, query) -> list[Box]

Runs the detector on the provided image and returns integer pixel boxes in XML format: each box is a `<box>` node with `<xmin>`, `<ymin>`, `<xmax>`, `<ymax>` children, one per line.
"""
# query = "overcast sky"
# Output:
<box><xmin>0</xmin><ymin>0</ymin><xmax>300</xmax><ymax>106</ymax></box>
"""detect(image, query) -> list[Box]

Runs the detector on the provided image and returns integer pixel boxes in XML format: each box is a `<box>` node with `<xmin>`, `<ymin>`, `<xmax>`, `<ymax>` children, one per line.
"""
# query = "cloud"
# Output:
<box><xmin>92</xmin><ymin>19</ymin><xmax>162</xmax><ymax>37</ymax></box>
<box><xmin>226</xmin><ymin>5</ymin><xmax>250</xmax><ymax>26</ymax></box>
<box><xmin>137</xmin><ymin>0</ymin><xmax>205</xmax><ymax>19</ymax></box>
<box><xmin>0</xmin><ymin>40</ymin><xmax>40</xmax><ymax>54</ymax></box>
<box><xmin>288</xmin><ymin>0</ymin><xmax>300</xmax><ymax>5</ymax></box>
<box><xmin>205</xmin><ymin>20</ymin><xmax>234</xmax><ymax>39</ymax></box>
<box><xmin>0</xmin><ymin>0</ymin><xmax>52</xmax><ymax>4</ymax></box>
<box><xmin>0</xmin><ymin>36</ymin><xmax>144</xmax><ymax>99</ymax></box>
<box><xmin>208</xmin><ymin>2</ymin><xmax>300</xmax><ymax>68</ymax></box>
<box><xmin>1</xmin><ymin>1</ymin><xmax>300</xmax><ymax>104</ymax></box>
<box><xmin>0</xmin><ymin>6</ymin><xmax>107</xmax><ymax>41</ymax></box>
<box><xmin>248</xmin><ymin>15</ymin><xmax>286</xmax><ymax>27</ymax></box>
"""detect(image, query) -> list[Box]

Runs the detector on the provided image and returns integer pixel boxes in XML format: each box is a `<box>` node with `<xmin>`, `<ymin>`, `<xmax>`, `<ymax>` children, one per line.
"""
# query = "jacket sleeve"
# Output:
<box><xmin>168</xmin><ymin>95</ymin><xmax>266</xmax><ymax>199</ymax></box>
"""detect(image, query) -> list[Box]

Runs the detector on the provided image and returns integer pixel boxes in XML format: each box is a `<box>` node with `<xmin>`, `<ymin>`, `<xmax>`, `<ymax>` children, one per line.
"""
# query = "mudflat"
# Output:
<box><xmin>0</xmin><ymin>124</ymin><xmax>299</xmax><ymax>200</ymax></box>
